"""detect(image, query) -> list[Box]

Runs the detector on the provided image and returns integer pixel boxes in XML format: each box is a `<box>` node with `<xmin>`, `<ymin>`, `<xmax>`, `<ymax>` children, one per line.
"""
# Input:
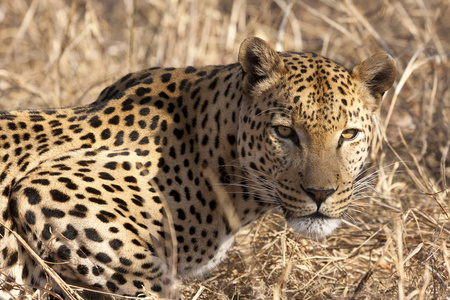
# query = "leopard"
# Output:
<box><xmin>0</xmin><ymin>37</ymin><xmax>396</xmax><ymax>299</ymax></box>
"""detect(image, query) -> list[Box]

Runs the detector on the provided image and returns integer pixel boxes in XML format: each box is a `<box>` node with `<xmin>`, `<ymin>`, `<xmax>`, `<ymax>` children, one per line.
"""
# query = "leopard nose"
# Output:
<box><xmin>302</xmin><ymin>187</ymin><xmax>336</xmax><ymax>207</ymax></box>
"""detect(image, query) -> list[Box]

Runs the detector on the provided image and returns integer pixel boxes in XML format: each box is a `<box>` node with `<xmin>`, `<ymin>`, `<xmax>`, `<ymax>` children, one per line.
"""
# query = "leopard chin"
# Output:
<box><xmin>286</xmin><ymin>214</ymin><xmax>342</xmax><ymax>238</ymax></box>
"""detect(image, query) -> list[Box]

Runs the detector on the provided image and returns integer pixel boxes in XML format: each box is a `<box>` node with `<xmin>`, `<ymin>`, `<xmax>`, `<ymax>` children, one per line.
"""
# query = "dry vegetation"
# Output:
<box><xmin>0</xmin><ymin>0</ymin><xmax>449</xmax><ymax>299</ymax></box>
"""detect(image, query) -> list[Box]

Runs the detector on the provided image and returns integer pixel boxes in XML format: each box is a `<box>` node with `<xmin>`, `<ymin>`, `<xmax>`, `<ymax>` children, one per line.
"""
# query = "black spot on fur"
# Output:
<box><xmin>24</xmin><ymin>187</ymin><xmax>41</xmax><ymax>205</ymax></box>
<box><xmin>161</xmin><ymin>73</ymin><xmax>172</xmax><ymax>83</ymax></box>
<box><xmin>25</xmin><ymin>210</ymin><xmax>36</xmax><ymax>225</ymax></box>
<box><xmin>50</xmin><ymin>189</ymin><xmax>70</xmax><ymax>203</ymax></box>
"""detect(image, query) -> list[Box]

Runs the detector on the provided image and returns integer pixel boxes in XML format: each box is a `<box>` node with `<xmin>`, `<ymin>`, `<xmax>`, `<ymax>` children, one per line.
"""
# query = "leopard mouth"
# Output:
<box><xmin>300</xmin><ymin>211</ymin><xmax>330</xmax><ymax>220</ymax></box>
<box><xmin>275</xmin><ymin>186</ymin><xmax>343</xmax><ymax>238</ymax></box>
<box><xmin>281</xmin><ymin>206</ymin><xmax>329</xmax><ymax>219</ymax></box>
<box><xmin>284</xmin><ymin>211</ymin><xmax>341</xmax><ymax>238</ymax></box>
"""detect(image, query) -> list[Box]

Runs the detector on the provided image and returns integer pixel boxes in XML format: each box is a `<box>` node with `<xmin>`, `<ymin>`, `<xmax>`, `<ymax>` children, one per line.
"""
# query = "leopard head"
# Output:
<box><xmin>237</xmin><ymin>37</ymin><xmax>396</xmax><ymax>237</ymax></box>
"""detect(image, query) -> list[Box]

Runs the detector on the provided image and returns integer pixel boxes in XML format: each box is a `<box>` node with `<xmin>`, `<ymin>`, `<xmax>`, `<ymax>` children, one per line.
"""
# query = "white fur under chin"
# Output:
<box><xmin>287</xmin><ymin>217</ymin><xmax>341</xmax><ymax>239</ymax></box>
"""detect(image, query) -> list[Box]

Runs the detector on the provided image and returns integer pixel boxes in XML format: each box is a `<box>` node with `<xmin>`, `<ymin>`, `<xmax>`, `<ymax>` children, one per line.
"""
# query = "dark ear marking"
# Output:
<box><xmin>352</xmin><ymin>53</ymin><xmax>397</xmax><ymax>111</ymax></box>
<box><xmin>238</xmin><ymin>37</ymin><xmax>286</xmax><ymax>96</ymax></box>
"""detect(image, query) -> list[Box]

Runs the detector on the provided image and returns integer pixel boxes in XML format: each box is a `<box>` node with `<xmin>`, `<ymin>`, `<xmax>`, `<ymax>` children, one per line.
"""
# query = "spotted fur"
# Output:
<box><xmin>0</xmin><ymin>37</ymin><xmax>396</xmax><ymax>298</ymax></box>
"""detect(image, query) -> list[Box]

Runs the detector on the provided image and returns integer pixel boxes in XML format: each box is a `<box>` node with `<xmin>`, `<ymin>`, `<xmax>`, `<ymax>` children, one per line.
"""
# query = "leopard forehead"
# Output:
<box><xmin>249</xmin><ymin>52</ymin><xmax>370</xmax><ymax>135</ymax></box>
<box><xmin>281</xmin><ymin>52</ymin><xmax>355</xmax><ymax>107</ymax></box>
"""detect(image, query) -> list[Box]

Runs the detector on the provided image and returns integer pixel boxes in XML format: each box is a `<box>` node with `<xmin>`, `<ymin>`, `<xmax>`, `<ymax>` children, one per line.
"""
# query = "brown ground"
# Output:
<box><xmin>0</xmin><ymin>0</ymin><xmax>449</xmax><ymax>299</ymax></box>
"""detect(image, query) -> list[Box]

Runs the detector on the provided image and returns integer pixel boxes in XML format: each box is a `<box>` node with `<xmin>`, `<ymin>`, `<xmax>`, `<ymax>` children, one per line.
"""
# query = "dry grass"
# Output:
<box><xmin>0</xmin><ymin>0</ymin><xmax>449</xmax><ymax>299</ymax></box>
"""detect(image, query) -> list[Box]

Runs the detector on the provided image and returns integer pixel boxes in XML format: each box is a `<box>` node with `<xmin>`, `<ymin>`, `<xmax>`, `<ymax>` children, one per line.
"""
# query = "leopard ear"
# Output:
<box><xmin>352</xmin><ymin>53</ymin><xmax>397</xmax><ymax>111</ymax></box>
<box><xmin>238</xmin><ymin>37</ymin><xmax>286</xmax><ymax>96</ymax></box>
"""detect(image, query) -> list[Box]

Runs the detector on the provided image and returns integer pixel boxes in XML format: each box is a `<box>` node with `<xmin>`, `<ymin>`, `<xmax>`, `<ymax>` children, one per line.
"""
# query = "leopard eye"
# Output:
<box><xmin>341</xmin><ymin>129</ymin><xmax>360</xmax><ymax>141</ymax></box>
<box><xmin>274</xmin><ymin>126</ymin><xmax>295</xmax><ymax>138</ymax></box>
